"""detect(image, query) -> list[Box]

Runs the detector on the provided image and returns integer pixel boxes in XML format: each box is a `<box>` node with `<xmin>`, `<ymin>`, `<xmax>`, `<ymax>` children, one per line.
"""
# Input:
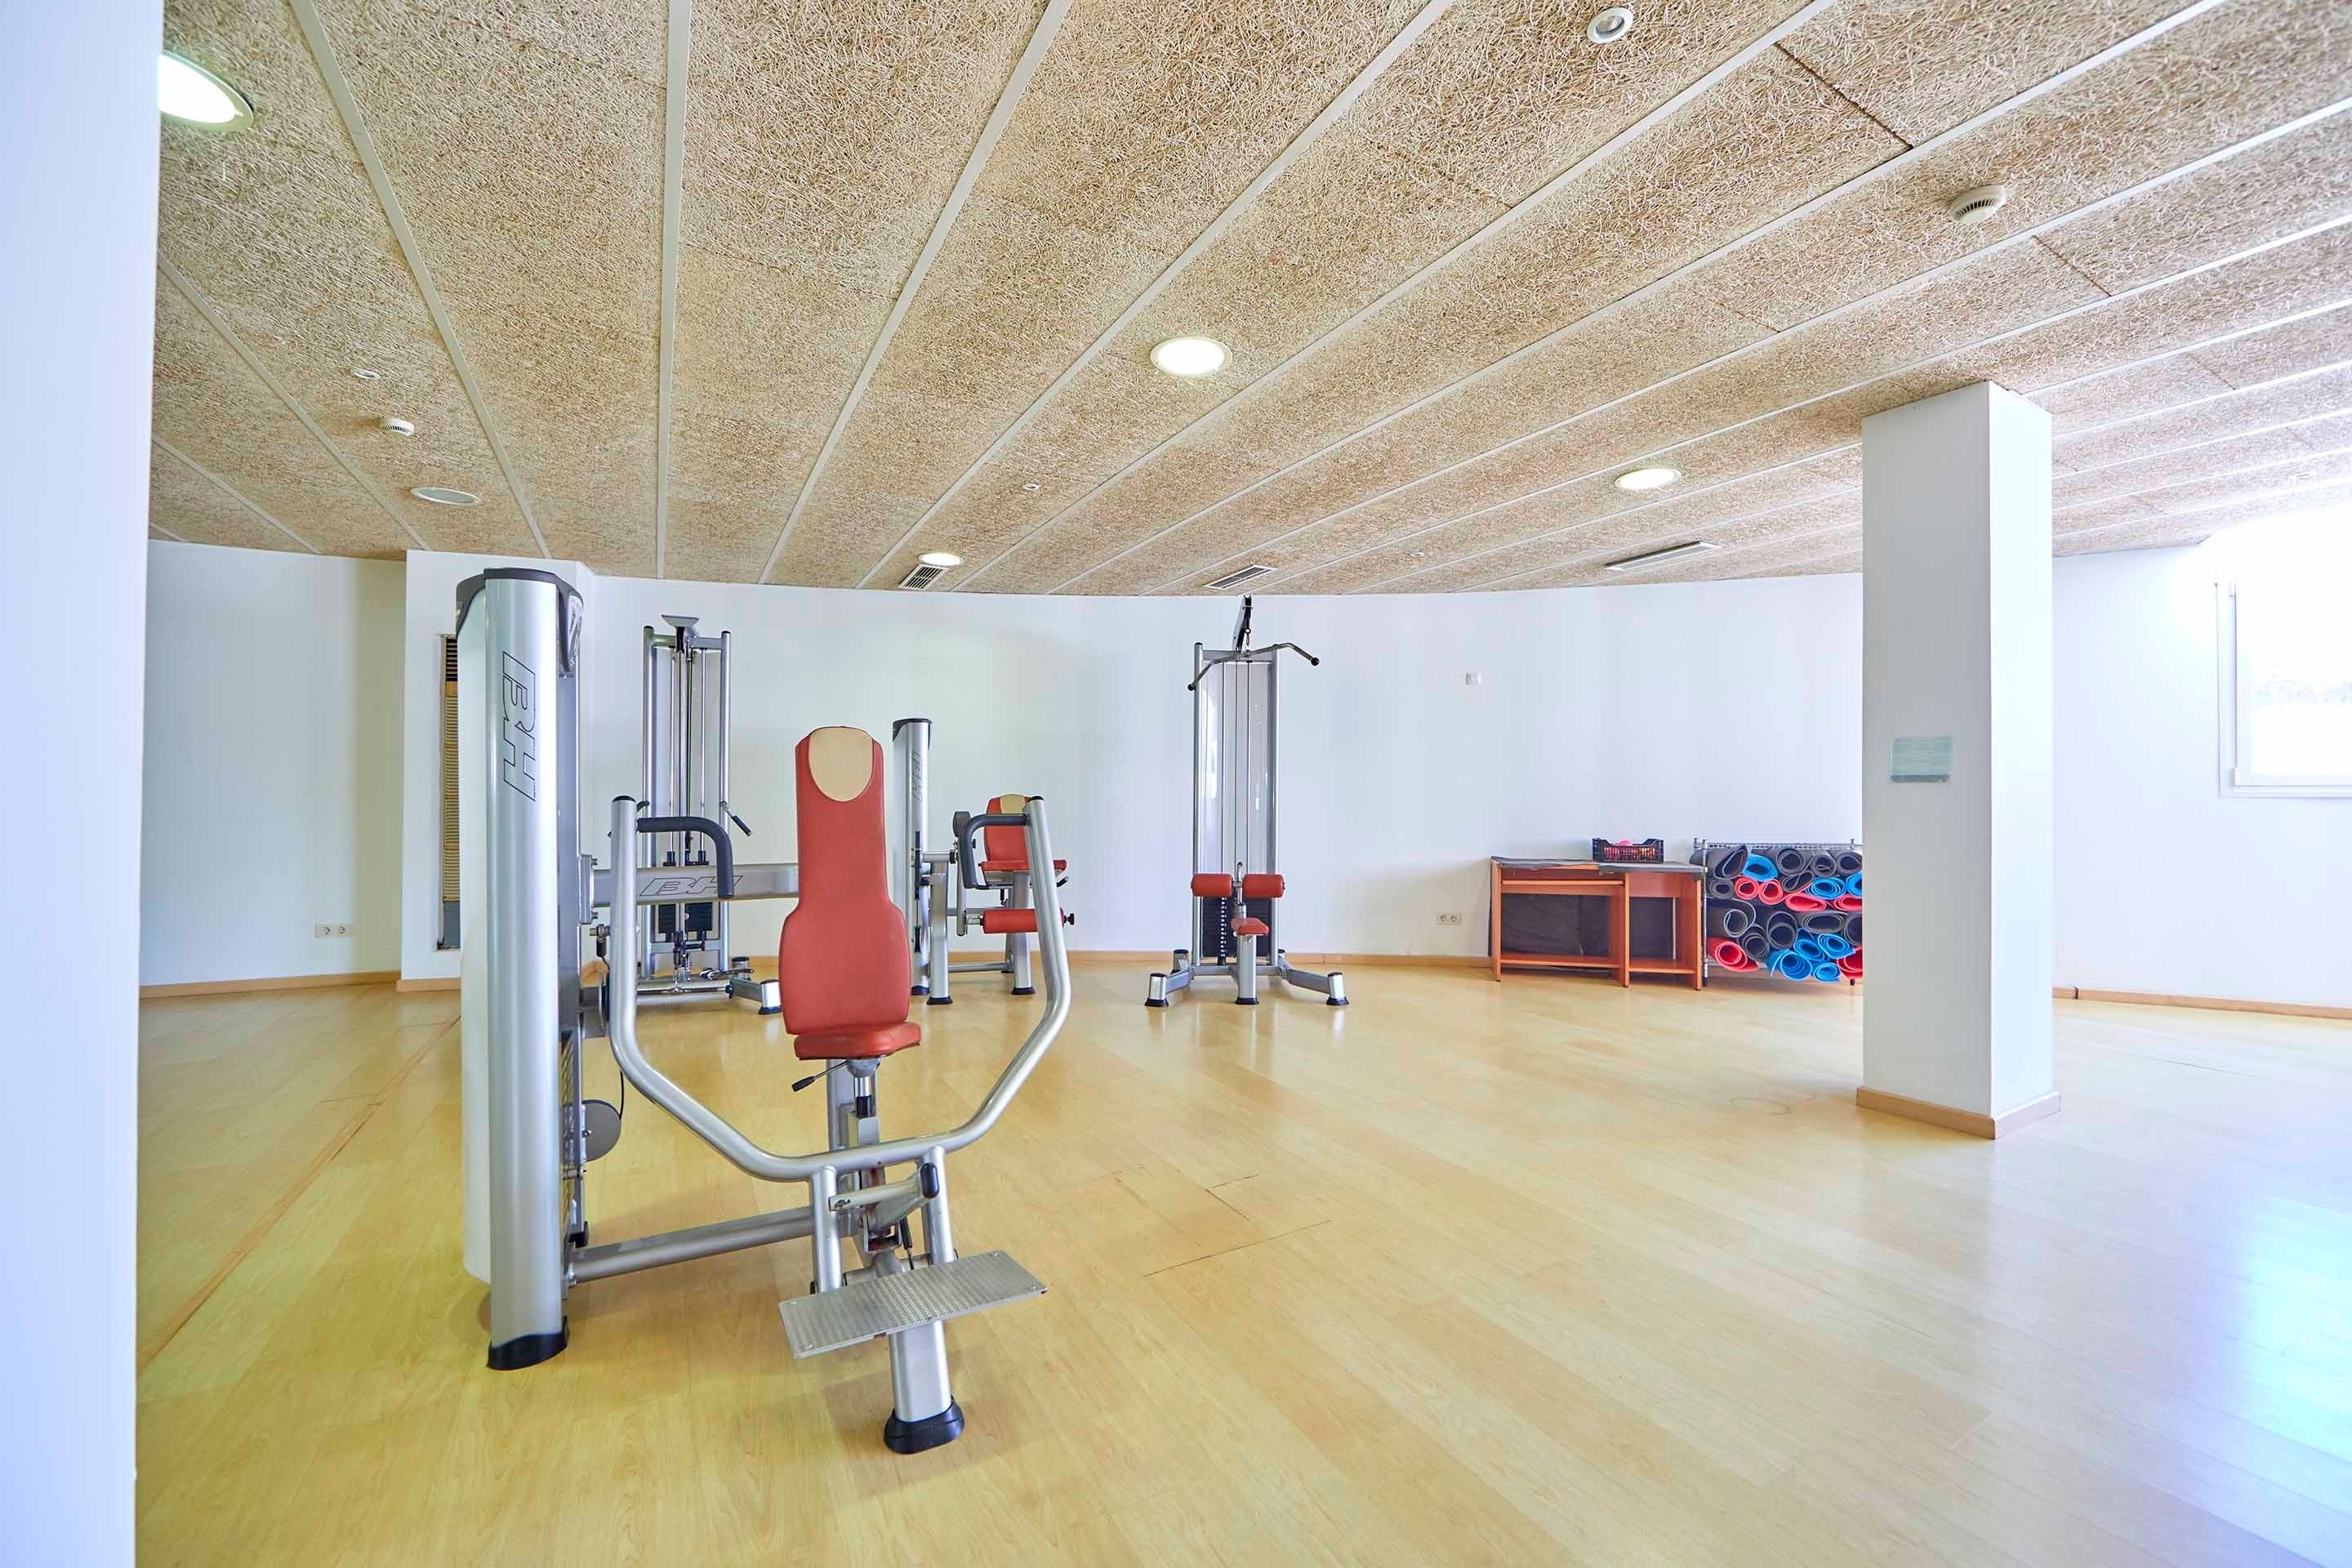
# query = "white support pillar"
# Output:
<box><xmin>1859</xmin><ymin>382</ymin><xmax>2059</xmax><ymax>1138</ymax></box>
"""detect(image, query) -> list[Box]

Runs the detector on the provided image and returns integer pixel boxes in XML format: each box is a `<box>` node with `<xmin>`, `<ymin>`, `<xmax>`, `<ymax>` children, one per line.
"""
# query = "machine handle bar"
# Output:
<box><xmin>1187</xmin><ymin>641</ymin><xmax>1321</xmax><ymax>691</ymax></box>
<box><xmin>602</xmin><ymin>795</ymin><xmax>1072</xmax><ymax>1183</ymax></box>
<box><xmin>634</xmin><ymin>814</ymin><xmax>736</xmax><ymax>898</ymax></box>
<box><xmin>957</xmin><ymin>811</ymin><xmax>1027</xmax><ymax>890</ymax></box>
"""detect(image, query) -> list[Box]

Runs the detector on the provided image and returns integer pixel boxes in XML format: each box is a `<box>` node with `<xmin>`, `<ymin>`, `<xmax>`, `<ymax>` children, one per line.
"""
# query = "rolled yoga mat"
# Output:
<box><xmin>1755</xmin><ymin>880</ymin><xmax>1786</xmax><ymax>905</ymax></box>
<box><xmin>1775</xmin><ymin>847</ymin><xmax>1808</xmax><ymax>879</ymax></box>
<box><xmin>1838</xmin><ymin>951</ymin><xmax>1864</xmax><ymax>977</ymax></box>
<box><xmin>1710</xmin><ymin>876</ymin><xmax>1735</xmax><ymax>898</ymax></box>
<box><xmin>1709</xmin><ymin>938</ymin><xmax>1746</xmax><ymax>968</ymax></box>
<box><xmin>1810</xmin><ymin>851</ymin><xmax>1837</xmax><ymax>878</ymax></box>
<box><xmin>1744</xmin><ymin>853</ymin><xmax>1777</xmax><ymax>881</ymax></box>
<box><xmin>1816</xmin><ymin>931</ymin><xmax>1854</xmax><ymax>959</ymax></box>
<box><xmin>1811</xmin><ymin>959</ymin><xmax>1841</xmax><ymax>982</ymax></box>
<box><xmin>1844</xmin><ymin>915</ymin><xmax>1861</xmax><ymax>946</ymax></box>
<box><xmin>1833</xmin><ymin>893</ymin><xmax>1864</xmax><ymax>913</ymax></box>
<box><xmin>1740</xmin><ymin>929</ymin><xmax>1770</xmax><ymax>963</ymax></box>
<box><xmin>1707</xmin><ymin>902</ymin><xmax>1753</xmax><ymax>938</ymax></box>
<box><xmin>1771</xmin><ymin>950</ymin><xmax>1811</xmax><ymax>980</ymax></box>
<box><xmin>1802</xmin><ymin>911</ymin><xmax>1845</xmax><ymax>934</ymax></box>
<box><xmin>1836</xmin><ymin>850</ymin><xmax>1862</xmax><ymax>875</ymax></box>
<box><xmin>1846</xmin><ymin>872</ymin><xmax>1862</xmax><ymax>897</ymax></box>
<box><xmin>1793</xmin><ymin>934</ymin><xmax>1824</xmax><ymax>962</ymax></box>
<box><xmin>1784</xmin><ymin>893</ymin><xmax>1827</xmax><ymax>913</ymax></box>
<box><xmin>1809</xmin><ymin>876</ymin><xmax>1846</xmax><ymax>900</ymax></box>
<box><xmin>1764</xmin><ymin>911</ymin><xmax>1799</xmax><ymax>949</ymax></box>
<box><xmin>1711</xmin><ymin>844</ymin><xmax>1749</xmax><ymax>879</ymax></box>
<box><xmin>1733</xmin><ymin>876</ymin><xmax>1762</xmax><ymax>900</ymax></box>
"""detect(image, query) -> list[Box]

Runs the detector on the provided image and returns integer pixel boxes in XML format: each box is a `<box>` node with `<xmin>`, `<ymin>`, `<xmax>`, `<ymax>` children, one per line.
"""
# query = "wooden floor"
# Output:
<box><xmin>137</xmin><ymin>966</ymin><xmax>2352</xmax><ymax>1566</ymax></box>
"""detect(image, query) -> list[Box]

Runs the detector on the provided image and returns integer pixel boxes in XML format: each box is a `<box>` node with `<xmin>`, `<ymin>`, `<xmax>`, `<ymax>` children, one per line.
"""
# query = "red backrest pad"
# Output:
<box><xmin>777</xmin><ymin>730</ymin><xmax>910</xmax><ymax>1036</ymax></box>
<box><xmin>1192</xmin><ymin>872</ymin><xmax>1236</xmax><ymax>898</ymax></box>
<box><xmin>1240</xmin><ymin>873</ymin><xmax>1285</xmax><ymax>900</ymax></box>
<box><xmin>982</xmin><ymin>793</ymin><xmax>1027</xmax><ymax>866</ymax></box>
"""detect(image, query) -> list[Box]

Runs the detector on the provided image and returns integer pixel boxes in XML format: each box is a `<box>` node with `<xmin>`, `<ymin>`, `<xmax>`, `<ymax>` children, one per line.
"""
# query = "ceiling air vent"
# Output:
<box><xmin>898</xmin><ymin>562</ymin><xmax>948</xmax><ymax>590</ymax></box>
<box><xmin>1204</xmin><ymin>564</ymin><xmax>1273</xmax><ymax>590</ymax></box>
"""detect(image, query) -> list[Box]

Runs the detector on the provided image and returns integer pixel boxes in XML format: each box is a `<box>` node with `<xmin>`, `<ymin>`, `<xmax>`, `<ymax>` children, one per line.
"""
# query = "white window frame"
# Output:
<box><xmin>2217</xmin><ymin>580</ymin><xmax>2352</xmax><ymax>798</ymax></box>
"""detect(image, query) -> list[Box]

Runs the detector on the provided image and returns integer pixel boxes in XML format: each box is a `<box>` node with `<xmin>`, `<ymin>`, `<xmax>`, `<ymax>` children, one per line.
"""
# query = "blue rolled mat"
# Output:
<box><xmin>1743</xmin><ymin>853</ymin><xmax>1777</xmax><ymax>880</ymax></box>
<box><xmin>1811</xmin><ymin>960</ymin><xmax>1841</xmax><ymax>982</ymax></box>
<box><xmin>1809</xmin><ymin>876</ymin><xmax>1846</xmax><ymax>899</ymax></box>
<box><xmin>1847</xmin><ymin>872</ymin><xmax>1862</xmax><ymax>897</ymax></box>
<box><xmin>1816</xmin><ymin>931</ymin><xmax>1854</xmax><ymax>959</ymax></box>
<box><xmin>1770</xmin><ymin>950</ymin><xmax>1810</xmax><ymax>980</ymax></box>
<box><xmin>1793</xmin><ymin>934</ymin><xmax>1824</xmax><ymax>962</ymax></box>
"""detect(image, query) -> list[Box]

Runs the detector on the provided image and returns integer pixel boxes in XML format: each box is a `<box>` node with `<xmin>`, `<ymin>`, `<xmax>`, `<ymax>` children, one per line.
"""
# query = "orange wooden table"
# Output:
<box><xmin>1489</xmin><ymin>858</ymin><xmax>1705</xmax><ymax>988</ymax></box>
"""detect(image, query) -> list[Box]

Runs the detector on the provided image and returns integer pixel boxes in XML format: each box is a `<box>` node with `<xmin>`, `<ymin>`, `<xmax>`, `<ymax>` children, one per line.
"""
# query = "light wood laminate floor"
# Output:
<box><xmin>137</xmin><ymin>967</ymin><xmax>2352</xmax><ymax>1566</ymax></box>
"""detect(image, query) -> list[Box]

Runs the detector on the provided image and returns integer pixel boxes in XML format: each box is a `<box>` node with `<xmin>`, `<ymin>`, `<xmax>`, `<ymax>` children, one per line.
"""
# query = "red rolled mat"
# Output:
<box><xmin>1709</xmin><ymin>938</ymin><xmax>1745</xmax><ymax>967</ymax></box>
<box><xmin>1784</xmin><ymin>893</ymin><xmax>1826</xmax><ymax>912</ymax></box>
<box><xmin>1733</xmin><ymin>876</ymin><xmax>1761</xmax><ymax>899</ymax></box>
<box><xmin>1833</xmin><ymin>894</ymin><xmax>1863</xmax><ymax>911</ymax></box>
<box><xmin>1838</xmin><ymin>951</ymin><xmax>1864</xmax><ymax>977</ymax></box>
<box><xmin>1755</xmin><ymin>880</ymin><xmax>1785</xmax><ymax>904</ymax></box>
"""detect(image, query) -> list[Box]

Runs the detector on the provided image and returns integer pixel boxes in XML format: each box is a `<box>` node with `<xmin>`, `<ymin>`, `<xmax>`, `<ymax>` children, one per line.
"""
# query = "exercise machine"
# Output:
<box><xmin>891</xmin><ymin>718</ymin><xmax>1074</xmax><ymax>1005</ymax></box>
<box><xmin>457</xmin><ymin>570</ymin><xmax>1067</xmax><ymax>1452</ymax></box>
<box><xmin>636</xmin><ymin>614</ymin><xmax>777</xmax><ymax>1013</ymax></box>
<box><xmin>1146</xmin><ymin>598</ymin><xmax>1348</xmax><ymax>1008</ymax></box>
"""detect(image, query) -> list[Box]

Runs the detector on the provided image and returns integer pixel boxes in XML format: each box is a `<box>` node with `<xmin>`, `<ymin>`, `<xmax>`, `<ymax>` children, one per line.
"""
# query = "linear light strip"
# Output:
<box><xmin>1250</xmin><ymin>100</ymin><xmax>2352</xmax><ymax>595</ymax></box>
<box><xmin>158</xmin><ymin>260</ymin><xmax>427</xmax><ymax>552</ymax></box>
<box><xmin>653</xmin><ymin>0</ymin><xmax>692</xmax><ymax>577</ymax></box>
<box><xmin>763</xmin><ymin>0</ymin><xmax>1075</xmax><ymax>586</ymax></box>
<box><xmin>152</xmin><ymin>435</ymin><xmax>322</xmax><ymax>554</ymax></box>
<box><xmin>1082</xmin><ymin>0</ymin><xmax>2245</xmax><ymax>595</ymax></box>
<box><xmin>287</xmin><ymin>0</ymin><xmax>550</xmax><ymax>559</ymax></box>
<box><xmin>844</xmin><ymin>0</ymin><xmax>1463</xmax><ymax>591</ymax></box>
<box><xmin>958</xmin><ymin>0</ymin><xmax>1845</xmax><ymax>590</ymax></box>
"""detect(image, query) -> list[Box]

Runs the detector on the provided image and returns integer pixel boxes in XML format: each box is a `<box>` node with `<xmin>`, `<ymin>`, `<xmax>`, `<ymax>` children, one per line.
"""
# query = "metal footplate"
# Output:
<box><xmin>778</xmin><ymin>1250</ymin><xmax>1045</xmax><ymax>1358</ymax></box>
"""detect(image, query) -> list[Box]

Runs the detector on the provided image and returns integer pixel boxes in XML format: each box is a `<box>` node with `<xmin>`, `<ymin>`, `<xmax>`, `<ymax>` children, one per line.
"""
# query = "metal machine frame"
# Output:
<box><xmin>891</xmin><ymin>718</ymin><xmax>1072</xmax><ymax>1006</ymax></box>
<box><xmin>457</xmin><ymin>571</ymin><xmax>1068</xmax><ymax>1452</ymax></box>
<box><xmin>1147</xmin><ymin>598</ymin><xmax>1347</xmax><ymax>1008</ymax></box>
<box><xmin>636</xmin><ymin>614</ymin><xmax>777</xmax><ymax>1013</ymax></box>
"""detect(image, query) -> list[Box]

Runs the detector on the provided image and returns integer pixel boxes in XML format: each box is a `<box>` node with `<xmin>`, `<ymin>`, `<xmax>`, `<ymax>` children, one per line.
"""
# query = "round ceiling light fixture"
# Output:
<box><xmin>917</xmin><ymin>550</ymin><xmax>963</xmax><ymax>568</ymax></box>
<box><xmin>1614</xmin><ymin>466</ymin><xmax>1682</xmax><ymax>493</ymax></box>
<box><xmin>1947</xmin><ymin>183</ymin><xmax>2011</xmax><ymax>225</ymax></box>
<box><xmin>1587</xmin><ymin>7</ymin><xmax>1635</xmax><ymax>44</ymax></box>
<box><xmin>411</xmin><ymin>486</ymin><xmax>479</xmax><ymax>506</ymax></box>
<box><xmin>1151</xmin><ymin>336</ymin><xmax>1228</xmax><ymax>378</ymax></box>
<box><xmin>159</xmin><ymin>52</ymin><xmax>252</xmax><ymax>127</ymax></box>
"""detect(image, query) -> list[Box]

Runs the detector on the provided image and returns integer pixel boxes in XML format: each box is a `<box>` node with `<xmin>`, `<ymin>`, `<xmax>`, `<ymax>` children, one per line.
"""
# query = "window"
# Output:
<box><xmin>2221</xmin><ymin>574</ymin><xmax>2352</xmax><ymax>797</ymax></box>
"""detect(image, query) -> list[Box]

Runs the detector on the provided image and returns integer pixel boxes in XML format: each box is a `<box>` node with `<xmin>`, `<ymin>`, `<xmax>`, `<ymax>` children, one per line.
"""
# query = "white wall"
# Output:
<box><xmin>394</xmin><ymin>558</ymin><xmax>1863</xmax><ymax>971</ymax></box>
<box><xmin>0</xmin><ymin>2</ymin><xmax>158</xmax><ymax>1560</ymax></box>
<box><xmin>2054</xmin><ymin>532</ymin><xmax>2352</xmax><ymax>1008</ymax></box>
<box><xmin>140</xmin><ymin>544</ymin><xmax>406</xmax><ymax>985</ymax></box>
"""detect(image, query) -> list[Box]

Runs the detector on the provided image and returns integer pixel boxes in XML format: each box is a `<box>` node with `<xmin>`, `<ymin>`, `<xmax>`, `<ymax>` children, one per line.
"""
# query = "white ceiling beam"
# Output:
<box><xmin>152</xmin><ymin>435</ymin><xmax>321</xmax><ymax>554</ymax></box>
<box><xmin>653</xmin><ymin>0</ymin><xmax>692</xmax><ymax>578</ymax></box>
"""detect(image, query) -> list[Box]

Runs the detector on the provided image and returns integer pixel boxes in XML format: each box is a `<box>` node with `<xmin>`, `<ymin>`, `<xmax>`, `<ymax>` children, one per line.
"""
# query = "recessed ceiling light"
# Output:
<box><xmin>1587</xmin><ymin>7</ymin><xmax>1635</xmax><ymax>44</ymax></box>
<box><xmin>1614</xmin><ymin>466</ymin><xmax>1682</xmax><ymax>492</ymax></box>
<box><xmin>1151</xmin><ymin>336</ymin><xmax>1228</xmax><ymax>378</ymax></box>
<box><xmin>411</xmin><ymin>486</ymin><xmax>479</xmax><ymax>506</ymax></box>
<box><xmin>159</xmin><ymin>52</ymin><xmax>252</xmax><ymax>127</ymax></box>
<box><xmin>350</xmin><ymin>367</ymin><xmax>382</xmax><ymax>381</ymax></box>
<box><xmin>917</xmin><ymin>550</ymin><xmax>963</xmax><ymax>568</ymax></box>
<box><xmin>1948</xmin><ymin>184</ymin><xmax>2011</xmax><ymax>225</ymax></box>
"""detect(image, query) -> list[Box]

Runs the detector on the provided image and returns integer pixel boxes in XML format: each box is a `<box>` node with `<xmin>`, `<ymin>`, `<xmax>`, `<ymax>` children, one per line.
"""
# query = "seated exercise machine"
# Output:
<box><xmin>1146</xmin><ymin>597</ymin><xmax>1347</xmax><ymax>1008</ymax></box>
<box><xmin>635</xmin><ymin>613</ymin><xmax>777</xmax><ymax>1013</ymax></box>
<box><xmin>457</xmin><ymin>570</ymin><xmax>1066</xmax><ymax>1453</ymax></box>
<box><xmin>890</xmin><ymin>717</ymin><xmax>1074</xmax><ymax>1006</ymax></box>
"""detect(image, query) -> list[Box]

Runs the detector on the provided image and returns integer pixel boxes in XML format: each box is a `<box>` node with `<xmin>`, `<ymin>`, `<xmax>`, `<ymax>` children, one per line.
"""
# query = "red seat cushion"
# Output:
<box><xmin>792</xmin><ymin>1021</ymin><xmax>922</xmax><ymax>1062</ymax></box>
<box><xmin>980</xmin><ymin>858</ymin><xmax>1067</xmax><ymax>874</ymax></box>
<box><xmin>1232</xmin><ymin>916</ymin><xmax>1270</xmax><ymax>938</ymax></box>
<box><xmin>1192</xmin><ymin>873</ymin><xmax>1236</xmax><ymax>898</ymax></box>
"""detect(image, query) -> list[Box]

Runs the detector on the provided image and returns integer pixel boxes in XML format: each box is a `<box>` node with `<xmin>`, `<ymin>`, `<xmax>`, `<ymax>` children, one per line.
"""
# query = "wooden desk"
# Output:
<box><xmin>1489</xmin><ymin>859</ymin><xmax>1705</xmax><ymax>989</ymax></box>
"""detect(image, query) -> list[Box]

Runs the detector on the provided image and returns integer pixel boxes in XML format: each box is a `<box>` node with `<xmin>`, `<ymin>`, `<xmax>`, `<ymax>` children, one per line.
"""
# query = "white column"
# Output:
<box><xmin>1859</xmin><ymin>383</ymin><xmax>2058</xmax><ymax>1137</ymax></box>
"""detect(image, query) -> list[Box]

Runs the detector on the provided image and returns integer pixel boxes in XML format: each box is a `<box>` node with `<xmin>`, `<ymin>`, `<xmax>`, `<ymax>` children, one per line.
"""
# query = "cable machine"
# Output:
<box><xmin>1146</xmin><ymin>597</ymin><xmax>1348</xmax><ymax>1008</ymax></box>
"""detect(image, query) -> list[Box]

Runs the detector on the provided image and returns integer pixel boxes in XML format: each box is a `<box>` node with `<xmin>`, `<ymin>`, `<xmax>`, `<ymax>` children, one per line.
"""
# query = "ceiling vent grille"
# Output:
<box><xmin>1204</xmin><ymin>564</ymin><xmax>1273</xmax><ymax>590</ymax></box>
<box><xmin>898</xmin><ymin>562</ymin><xmax>948</xmax><ymax>590</ymax></box>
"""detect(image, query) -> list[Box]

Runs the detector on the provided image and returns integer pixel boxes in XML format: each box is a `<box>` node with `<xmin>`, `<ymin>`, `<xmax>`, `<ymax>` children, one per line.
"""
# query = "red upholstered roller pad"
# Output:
<box><xmin>981</xmin><ymin>858</ymin><xmax>1068</xmax><ymax>874</ymax></box>
<box><xmin>1232</xmin><ymin>916</ymin><xmax>1270</xmax><ymax>938</ymax></box>
<box><xmin>980</xmin><ymin>908</ymin><xmax>1039</xmax><ymax>935</ymax></box>
<box><xmin>778</xmin><ymin>728</ymin><xmax>918</xmax><ymax>1061</ymax></box>
<box><xmin>1192</xmin><ymin>873</ymin><xmax>1236</xmax><ymax>898</ymax></box>
<box><xmin>1240</xmin><ymin>872</ymin><xmax>1285</xmax><ymax>900</ymax></box>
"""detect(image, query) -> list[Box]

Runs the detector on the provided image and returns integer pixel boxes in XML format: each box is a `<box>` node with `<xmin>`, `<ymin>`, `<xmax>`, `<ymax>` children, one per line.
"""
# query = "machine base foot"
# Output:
<box><xmin>911</xmin><ymin>986</ymin><xmax>927</xmax><ymax>997</ymax></box>
<box><xmin>487</xmin><ymin>1324</ymin><xmax>568</xmax><ymax>1370</ymax></box>
<box><xmin>1326</xmin><ymin>996</ymin><xmax>1348</xmax><ymax>1007</ymax></box>
<box><xmin>927</xmin><ymin>996</ymin><xmax>954</xmax><ymax>1006</ymax></box>
<box><xmin>1236</xmin><ymin>996</ymin><xmax>1259</xmax><ymax>1006</ymax></box>
<box><xmin>1144</xmin><ymin>998</ymin><xmax>1168</xmax><ymax>1007</ymax></box>
<box><xmin>759</xmin><ymin>1005</ymin><xmax>781</xmax><ymax>1015</ymax></box>
<box><xmin>884</xmin><ymin>1400</ymin><xmax>964</xmax><ymax>1454</ymax></box>
<box><xmin>1011</xmin><ymin>986</ymin><xmax>1035</xmax><ymax>996</ymax></box>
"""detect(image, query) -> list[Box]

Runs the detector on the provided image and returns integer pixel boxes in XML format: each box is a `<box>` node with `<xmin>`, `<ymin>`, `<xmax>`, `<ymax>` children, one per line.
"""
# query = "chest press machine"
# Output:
<box><xmin>457</xmin><ymin>570</ymin><xmax>1066</xmax><ymax>1454</ymax></box>
<box><xmin>1145</xmin><ymin>598</ymin><xmax>1348</xmax><ymax>1009</ymax></box>
<box><xmin>889</xmin><ymin>717</ymin><xmax>1074</xmax><ymax>1006</ymax></box>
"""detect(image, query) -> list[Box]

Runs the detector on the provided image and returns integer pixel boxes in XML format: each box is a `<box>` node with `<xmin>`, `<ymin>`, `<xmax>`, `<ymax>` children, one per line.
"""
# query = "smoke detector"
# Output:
<box><xmin>1587</xmin><ymin>7</ymin><xmax>1634</xmax><ymax>43</ymax></box>
<box><xmin>377</xmin><ymin>416</ymin><xmax>416</xmax><ymax>437</ymax></box>
<box><xmin>1947</xmin><ymin>184</ymin><xmax>2011</xmax><ymax>225</ymax></box>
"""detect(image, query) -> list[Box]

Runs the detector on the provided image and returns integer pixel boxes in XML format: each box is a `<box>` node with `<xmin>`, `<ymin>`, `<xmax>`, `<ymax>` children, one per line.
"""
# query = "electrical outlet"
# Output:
<box><xmin>1437</xmin><ymin>911</ymin><xmax>1463</xmax><ymax>926</ymax></box>
<box><xmin>316</xmin><ymin>922</ymin><xmax>351</xmax><ymax>938</ymax></box>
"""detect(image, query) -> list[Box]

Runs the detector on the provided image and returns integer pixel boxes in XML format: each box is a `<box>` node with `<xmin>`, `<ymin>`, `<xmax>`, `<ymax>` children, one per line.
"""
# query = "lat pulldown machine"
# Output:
<box><xmin>457</xmin><ymin>570</ymin><xmax>1065</xmax><ymax>1453</ymax></box>
<box><xmin>1146</xmin><ymin>597</ymin><xmax>1348</xmax><ymax>1009</ymax></box>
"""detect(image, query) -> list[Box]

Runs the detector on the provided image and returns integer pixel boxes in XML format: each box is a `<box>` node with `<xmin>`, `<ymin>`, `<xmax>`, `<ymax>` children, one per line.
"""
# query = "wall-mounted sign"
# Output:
<box><xmin>1891</xmin><ymin>735</ymin><xmax>1953</xmax><ymax>783</ymax></box>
